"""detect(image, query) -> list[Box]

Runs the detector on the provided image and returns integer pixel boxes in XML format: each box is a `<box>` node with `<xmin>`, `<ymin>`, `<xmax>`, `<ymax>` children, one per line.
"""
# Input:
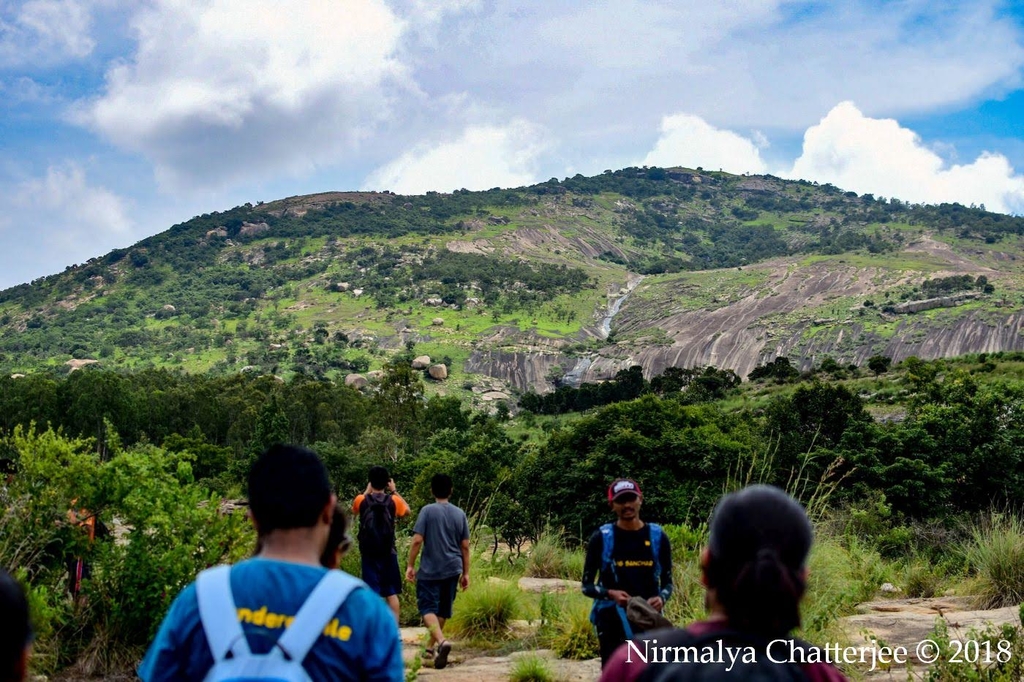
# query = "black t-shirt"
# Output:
<box><xmin>582</xmin><ymin>523</ymin><xmax>673</xmax><ymax>600</ymax></box>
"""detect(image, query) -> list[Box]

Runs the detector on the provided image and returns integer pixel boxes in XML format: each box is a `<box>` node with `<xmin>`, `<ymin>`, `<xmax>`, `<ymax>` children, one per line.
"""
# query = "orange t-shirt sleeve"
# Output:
<box><xmin>352</xmin><ymin>494</ymin><xmax>365</xmax><ymax>516</ymax></box>
<box><xmin>392</xmin><ymin>493</ymin><xmax>410</xmax><ymax>517</ymax></box>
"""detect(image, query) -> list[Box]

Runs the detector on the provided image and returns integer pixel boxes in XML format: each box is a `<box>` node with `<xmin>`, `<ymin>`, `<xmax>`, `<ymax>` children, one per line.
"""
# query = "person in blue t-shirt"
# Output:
<box><xmin>138</xmin><ymin>444</ymin><xmax>404</xmax><ymax>682</ymax></box>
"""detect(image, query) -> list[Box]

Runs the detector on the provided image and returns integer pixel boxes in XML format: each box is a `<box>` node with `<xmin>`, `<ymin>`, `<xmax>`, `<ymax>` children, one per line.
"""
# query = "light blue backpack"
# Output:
<box><xmin>195</xmin><ymin>565</ymin><xmax>362</xmax><ymax>682</ymax></box>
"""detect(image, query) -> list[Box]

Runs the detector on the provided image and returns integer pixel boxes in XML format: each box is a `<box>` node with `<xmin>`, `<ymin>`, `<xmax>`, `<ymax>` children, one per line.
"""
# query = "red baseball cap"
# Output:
<box><xmin>608</xmin><ymin>478</ymin><xmax>642</xmax><ymax>502</ymax></box>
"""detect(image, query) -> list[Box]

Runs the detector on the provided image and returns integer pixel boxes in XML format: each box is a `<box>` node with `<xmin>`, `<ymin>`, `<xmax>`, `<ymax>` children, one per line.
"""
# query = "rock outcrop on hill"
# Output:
<box><xmin>466</xmin><ymin>243</ymin><xmax>1024</xmax><ymax>393</ymax></box>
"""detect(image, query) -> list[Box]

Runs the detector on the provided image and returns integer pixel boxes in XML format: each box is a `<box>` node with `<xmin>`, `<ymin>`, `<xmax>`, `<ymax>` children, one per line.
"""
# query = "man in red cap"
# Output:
<box><xmin>582</xmin><ymin>478</ymin><xmax>674</xmax><ymax>666</ymax></box>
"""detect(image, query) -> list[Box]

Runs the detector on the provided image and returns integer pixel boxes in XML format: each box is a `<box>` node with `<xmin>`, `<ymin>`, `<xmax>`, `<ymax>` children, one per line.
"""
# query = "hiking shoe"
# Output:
<box><xmin>435</xmin><ymin>640</ymin><xmax>452</xmax><ymax>669</ymax></box>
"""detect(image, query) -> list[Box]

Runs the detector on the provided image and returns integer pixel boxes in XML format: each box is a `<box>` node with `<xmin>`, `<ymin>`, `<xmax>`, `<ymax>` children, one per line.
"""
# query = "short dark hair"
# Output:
<box><xmin>0</xmin><ymin>567</ymin><xmax>31</xmax><ymax>680</ymax></box>
<box><xmin>319</xmin><ymin>505</ymin><xmax>350</xmax><ymax>569</ymax></box>
<box><xmin>705</xmin><ymin>485</ymin><xmax>813</xmax><ymax>635</ymax></box>
<box><xmin>431</xmin><ymin>473</ymin><xmax>453</xmax><ymax>499</ymax></box>
<box><xmin>368</xmin><ymin>466</ymin><xmax>390</xmax><ymax>491</ymax></box>
<box><xmin>248</xmin><ymin>444</ymin><xmax>331</xmax><ymax>535</ymax></box>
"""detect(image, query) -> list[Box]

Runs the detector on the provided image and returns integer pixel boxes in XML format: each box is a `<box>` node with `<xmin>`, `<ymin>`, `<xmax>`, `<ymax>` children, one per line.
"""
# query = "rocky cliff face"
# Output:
<box><xmin>469</xmin><ymin>307</ymin><xmax>1024</xmax><ymax>394</ymax></box>
<box><xmin>466</xmin><ymin>241</ymin><xmax>1024</xmax><ymax>394</ymax></box>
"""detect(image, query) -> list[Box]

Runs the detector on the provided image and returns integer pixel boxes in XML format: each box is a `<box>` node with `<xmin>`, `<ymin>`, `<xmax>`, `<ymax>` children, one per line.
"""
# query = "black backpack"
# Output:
<box><xmin>358</xmin><ymin>492</ymin><xmax>397</xmax><ymax>557</ymax></box>
<box><xmin>636</xmin><ymin>627</ymin><xmax>811</xmax><ymax>682</ymax></box>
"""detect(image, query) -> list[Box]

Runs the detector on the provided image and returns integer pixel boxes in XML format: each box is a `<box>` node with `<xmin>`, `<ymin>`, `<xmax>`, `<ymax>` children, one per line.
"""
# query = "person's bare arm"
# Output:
<box><xmin>405</xmin><ymin>533</ymin><xmax>424</xmax><ymax>582</ymax></box>
<box><xmin>459</xmin><ymin>537</ymin><xmax>471</xmax><ymax>590</ymax></box>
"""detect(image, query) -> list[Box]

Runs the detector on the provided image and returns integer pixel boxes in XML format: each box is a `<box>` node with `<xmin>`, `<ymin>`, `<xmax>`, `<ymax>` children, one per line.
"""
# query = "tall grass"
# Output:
<box><xmin>525</xmin><ymin>531</ymin><xmax>585</xmax><ymax>581</ymax></box>
<box><xmin>539</xmin><ymin>593</ymin><xmax>599</xmax><ymax>660</ymax></box>
<box><xmin>509</xmin><ymin>654</ymin><xmax>556</xmax><ymax>682</ymax></box>
<box><xmin>801</xmin><ymin>534</ymin><xmax>891</xmax><ymax>643</ymax></box>
<box><xmin>447</xmin><ymin>581</ymin><xmax>526</xmax><ymax>640</ymax></box>
<box><xmin>963</xmin><ymin>513</ymin><xmax>1024</xmax><ymax>609</ymax></box>
<box><xmin>661</xmin><ymin>556</ymin><xmax>706</xmax><ymax>627</ymax></box>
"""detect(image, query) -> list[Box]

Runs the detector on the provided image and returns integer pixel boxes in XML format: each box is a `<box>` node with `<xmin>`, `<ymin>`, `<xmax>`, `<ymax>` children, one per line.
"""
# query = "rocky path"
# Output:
<box><xmin>401</xmin><ymin>585</ymin><xmax>1022</xmax><ymax>681</ymax></box>
<box><xmin>842</xmin><ymin>597</ymin><xmax>1021</xmax><ymax>679</ymax></box>
<box><xmin>401</xmin><ymin>625</ymin><xmax>600</xmax><ymax>682</ymax></box>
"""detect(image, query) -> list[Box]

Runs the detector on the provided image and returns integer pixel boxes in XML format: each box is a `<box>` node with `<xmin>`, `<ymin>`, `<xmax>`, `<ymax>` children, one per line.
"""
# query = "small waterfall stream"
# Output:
<box><xmin>600</xmin><ymin>275</ymin><xmax>643</xmax><ymax>339</ymax></box>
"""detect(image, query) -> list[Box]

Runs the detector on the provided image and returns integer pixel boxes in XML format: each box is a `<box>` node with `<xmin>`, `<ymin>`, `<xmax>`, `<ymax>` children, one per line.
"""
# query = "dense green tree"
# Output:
<box><xmin>867</xmin><ymin>355</ymin><xmax>892</xmax><ymax>376</ymax></box>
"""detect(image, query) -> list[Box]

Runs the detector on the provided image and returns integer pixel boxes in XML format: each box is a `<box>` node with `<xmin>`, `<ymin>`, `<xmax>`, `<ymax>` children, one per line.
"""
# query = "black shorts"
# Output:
<box><xmin>361</xmin><ymin>554</ymin><xmax>403</xmax><ymax>598</ymax></box>
<box><xmin>416</xmin><ymin>575</ymin><xmax>460</xmax><ymax>618</ymax></box>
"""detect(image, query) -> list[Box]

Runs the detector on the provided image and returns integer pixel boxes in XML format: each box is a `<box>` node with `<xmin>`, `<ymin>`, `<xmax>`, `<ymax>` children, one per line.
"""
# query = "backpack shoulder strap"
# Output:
<box><xmin>276</xmin><ymin>570</ymin><xmax>363</xmax><ymax>663</ymax></box>
<box><xmin>196</xmin><ymin>565</ymin><xmax>249</xmax><ymax>660</ymax></box>
<box><xmin>599</xmin><ymin>523</ymin><xmax>615</xmax><ymax>570</ymax></box>
<box><xmin>649</xmin><ymin>523</ymin><xmax>663</xmax><ymax>581</ymax></box>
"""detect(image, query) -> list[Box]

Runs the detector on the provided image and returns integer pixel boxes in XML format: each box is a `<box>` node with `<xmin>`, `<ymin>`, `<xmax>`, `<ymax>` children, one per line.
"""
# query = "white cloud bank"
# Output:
<box><xmin>76</xmin><ymin>0</ymin><xmax>407</xmax><ymax>191</ymax></box>
<box><xmin>0</xmin><ymin>163</ymin><xmax>132</xmax><ymax>288</ymax></box>
<box><xmin>791</xmin><ymin>102</ymin><xmax>1024</xmax><ymax>214</ymax></box>
<box><xmin>365</xmin><ymin>120</ymin><xmax>547</xmax><ymax>195</ymax></box>
<box><xmin>643</xmin><ymin>102</ymin><xmax>1024</xmax><ymax>215</ymax></box>
<box><xmin>643</xmin><ymin>114</ymin><xmax>768</xmax><ymax>175</ymax></box>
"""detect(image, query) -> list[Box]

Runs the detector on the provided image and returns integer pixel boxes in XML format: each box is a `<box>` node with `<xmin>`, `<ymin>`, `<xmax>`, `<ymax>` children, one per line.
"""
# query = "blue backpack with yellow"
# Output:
<box><xmin>589</xmin><ymin>522</ymin><xmax>664</xmax><ymax>639</ymax></box>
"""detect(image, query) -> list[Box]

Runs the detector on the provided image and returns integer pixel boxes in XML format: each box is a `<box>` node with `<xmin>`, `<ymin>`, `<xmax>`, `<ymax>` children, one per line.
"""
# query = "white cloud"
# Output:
<box><xmin>789</xmin><ymin>102</ymin><xmax>1024</xmax><ymax>214</ymax></box>
<box><xmin>642</xmin><ymin>113</ymin><xmax>768</xmax><ymax>175</ymax></box>
<box><xmin>76</xmin><ymin>0</ymin><xmax>407</xmax><ymax>191</ymax></box>
<box><xmin>0</xmin><ymin>163</ymin><xmax>133</xmax><ymax>288</ymax></box>
<box><xmin>406</xmin><ymin>0</ymin><xmax>480</xmax><ymax>24</ymax></box>
<box><xmin>0</xmin><ymin>76</ymin><xmax>59</xmax><ymax>106</ymax></box>
<box><xmin>405</xmin><ymin>0</ymin><xmax>1024</xmax><ymax>158</ymax></box>
<box><xmin>365</xmin><ymin>120</ymin><xmax>547</xmax><ymax>194</ymax></box>
<box><xmin>0</xmin><ymin>0</ymin><xmax>97</xmax><ymax>66</ymax></box>
<box><xmin>636</xmin><ymin>104</ymin><xmax>1024</xmax><ymax>215</ymax></box>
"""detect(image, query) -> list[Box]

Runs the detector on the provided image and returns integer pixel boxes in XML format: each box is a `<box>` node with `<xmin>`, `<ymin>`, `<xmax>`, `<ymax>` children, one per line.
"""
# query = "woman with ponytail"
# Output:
<box><xmin>600</xmin><ymin>485</ymin><xmax>847</xmax><ymax>681</ymax></box>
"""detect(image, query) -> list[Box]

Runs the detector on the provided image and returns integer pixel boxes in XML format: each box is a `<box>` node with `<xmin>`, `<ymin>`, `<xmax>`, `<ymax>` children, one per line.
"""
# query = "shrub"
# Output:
<box><xmin>963</xmin><ymin>513</ymin><xmax>1024</xmax><ymax>609</ymax></box>
<box><xmin>801</xmin><ymin>534</ymin><xmax>890</xmax><ymax>643</ymax></box>
<box><xmin>525</xmin><ymin>532</ymin><xmax>584</xmax><ymax>581</ymax></box>
<box><xmin>540</xmin><ymin>593</ymin><xmax>599</xmax><ymax>660</ymax></box>
<box><xmin>923</xmin><ymin>619</ymin><xmax>1024</xmax><ymax>681</ymax></box>
<box><xmin>509</xmin><ymin>654</ymin><xmax>556</xmax><ymax>682</ymax></box>
<box><xmin>903</xmin><ymin>560</ymin><xmax>944</xmax><ymax>598</ymax></box>
<box><xmin>447</xmin><ymin>581</ymin><xmax>525</xmax><ymax>640</ymax></box>
<box><xmin>5</xmin><ymin>428</ymin><xmax>254</xmax><ymax>677</ymax></box>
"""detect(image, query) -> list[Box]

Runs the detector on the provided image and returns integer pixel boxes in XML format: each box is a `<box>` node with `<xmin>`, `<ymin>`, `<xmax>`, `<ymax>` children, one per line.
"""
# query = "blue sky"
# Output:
<box><xmin>1</xmin><ymin>0</ymin><xmax>1023</xmax><ymax>289</ymax></box>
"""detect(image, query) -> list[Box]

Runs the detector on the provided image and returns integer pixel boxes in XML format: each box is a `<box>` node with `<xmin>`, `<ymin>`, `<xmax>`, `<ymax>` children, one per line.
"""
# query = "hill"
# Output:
<box><xmin>1</xmin><ymin>167</ymin><xmax>1023</xmax><ymax>404</ymax></box>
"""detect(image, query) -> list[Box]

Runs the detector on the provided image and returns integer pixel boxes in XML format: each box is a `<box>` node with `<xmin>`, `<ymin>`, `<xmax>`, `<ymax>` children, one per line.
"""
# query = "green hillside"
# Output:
<box><xmin>1</xmin><ymin>168</ymin><xmax>1022</xmax><ymax>401</ymax></box>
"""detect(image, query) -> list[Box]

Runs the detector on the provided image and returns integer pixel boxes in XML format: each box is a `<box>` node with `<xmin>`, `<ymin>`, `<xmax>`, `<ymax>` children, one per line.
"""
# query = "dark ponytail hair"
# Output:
<box><xmin>705</xmin><ymin>485</ymin><xmax>812</xmax><ymax>635</ymax></box>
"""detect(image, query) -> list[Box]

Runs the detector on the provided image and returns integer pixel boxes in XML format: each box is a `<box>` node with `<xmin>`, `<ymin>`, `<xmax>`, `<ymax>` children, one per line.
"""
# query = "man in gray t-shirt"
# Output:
<box><xmin>405</xmin><ymin>473</ymin><xmax>470</xmax><ymax>670</ymax></box>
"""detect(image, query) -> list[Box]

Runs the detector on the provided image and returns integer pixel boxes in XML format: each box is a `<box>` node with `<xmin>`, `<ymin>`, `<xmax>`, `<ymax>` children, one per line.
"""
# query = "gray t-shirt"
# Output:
<box><xmin>413</xmin><ymin>501</ymin><xmax>470</xmax><ymax>581</ymax></box>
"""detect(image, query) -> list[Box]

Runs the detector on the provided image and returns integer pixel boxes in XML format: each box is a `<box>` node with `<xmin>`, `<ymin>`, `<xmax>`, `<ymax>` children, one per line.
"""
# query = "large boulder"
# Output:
<box><xmin>428</xmin><ymin>364</ymin><xmax>448</xmax><ymax>380</ymax></box>
<box><xmin>517</xmin><ymin>577</ymin><xmax>581</xmax><ymax>594</ymax></box>
<box><xmin>344</xmin><ymin>374</ymin><xmax>368</xmax><ymax>389</ymax></box>
<box><xmin>432</xmin><ymin>317</ymin><xmax>445</xmax><ymax>326</ymax></box>
<box><xmin>411</xmin><ymin>355</ymin><xmax>432</xmax><ymax>370</ymax></box>
<box><xmin>239</xmin><ymin>221</ymin><xmax>270</xmax><ymax>236</ymax></box>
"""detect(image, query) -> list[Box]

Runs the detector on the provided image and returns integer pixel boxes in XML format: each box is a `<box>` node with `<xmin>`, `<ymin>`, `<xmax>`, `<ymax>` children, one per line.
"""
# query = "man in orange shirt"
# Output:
<box><xmin>66</xmin><ymin>500</ymin><xmax>106</xmax><ymax>605</ymax></box>
<box><xmin>352</xmin><ymin>466</ymin><xmax>409</xmax><ymax>623</ymax></box>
